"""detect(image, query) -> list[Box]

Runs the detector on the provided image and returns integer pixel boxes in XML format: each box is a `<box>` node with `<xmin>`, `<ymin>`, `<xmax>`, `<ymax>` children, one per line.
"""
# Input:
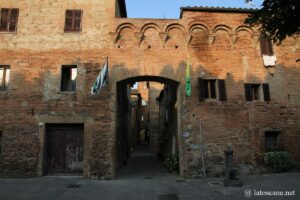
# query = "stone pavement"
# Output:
<box><xmin>0</xmin><ymin>146</ymin><xmax>299</xmax><ymax>200</ymax></box>
<box><xmin>0</xmin><ymin>172</ymin><xmax>299</xmax><ymax>200</ymax></box>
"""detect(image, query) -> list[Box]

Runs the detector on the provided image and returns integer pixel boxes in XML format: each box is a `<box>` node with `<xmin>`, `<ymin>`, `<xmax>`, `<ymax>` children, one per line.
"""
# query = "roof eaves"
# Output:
<box><xmin>180</xmin><ymin>6</ymin><xmax>258</xmax><ymax>18</ymax></box>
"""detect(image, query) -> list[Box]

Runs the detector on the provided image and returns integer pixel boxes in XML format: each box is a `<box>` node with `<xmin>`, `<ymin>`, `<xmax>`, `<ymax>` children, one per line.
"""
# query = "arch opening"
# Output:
<box><xmin>115</xmin><ymin>76</ymin><xmax>181</xmax><ymax>179</ymax></box>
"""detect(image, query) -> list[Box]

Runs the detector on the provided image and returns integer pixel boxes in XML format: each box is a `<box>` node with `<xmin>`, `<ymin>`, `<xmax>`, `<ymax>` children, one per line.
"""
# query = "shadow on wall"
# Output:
<box><xmin>0</xmin><ymin>60</ymin><xmax>113</xmax><ymax>178</ymax></box>
<box><xmin>181</xmin><ymin>62</ymin><xmax>300</xmax><ymax>177</ymax></box>
<box><xmin>0</xmin><ymin>53</ymin><xmax>299</xmax><ymax>178</ymax></box>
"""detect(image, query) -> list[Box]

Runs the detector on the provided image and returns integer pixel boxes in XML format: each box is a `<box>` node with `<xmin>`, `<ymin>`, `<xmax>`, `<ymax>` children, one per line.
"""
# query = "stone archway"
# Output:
<box><xmin>110</xmin><ymin>73</ymin><xmax>185</xmax><ymax>178</ymax></box>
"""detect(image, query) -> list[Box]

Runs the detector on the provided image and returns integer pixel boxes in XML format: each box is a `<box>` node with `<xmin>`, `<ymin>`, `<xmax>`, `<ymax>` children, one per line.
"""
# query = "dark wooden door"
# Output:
<box><xmin>46</xmin><ymin>124</ymin><xmax>84</xmax><ymax>174</ymax></box>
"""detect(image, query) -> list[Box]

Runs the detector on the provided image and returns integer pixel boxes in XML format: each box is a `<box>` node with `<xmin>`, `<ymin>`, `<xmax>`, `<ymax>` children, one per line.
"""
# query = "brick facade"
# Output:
<box><xmin>0</xmin><ymin>0</ymin><xmax>299</xmax><ymax>179</ymax></box>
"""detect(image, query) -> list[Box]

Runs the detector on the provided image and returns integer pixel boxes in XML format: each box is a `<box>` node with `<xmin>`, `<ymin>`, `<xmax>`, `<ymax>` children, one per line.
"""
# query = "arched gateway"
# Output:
<box><xmin>110</xmin><ymin>74</ymin><xmax>185</xmax><ymax>178</ymax></box>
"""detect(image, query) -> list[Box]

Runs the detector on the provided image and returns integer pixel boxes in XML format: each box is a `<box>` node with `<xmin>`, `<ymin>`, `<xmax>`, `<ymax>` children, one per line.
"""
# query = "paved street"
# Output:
<box><xmin>0</xmin><ymin>146</ymin><xmax>299</xmax><ymax>200</ymax></box>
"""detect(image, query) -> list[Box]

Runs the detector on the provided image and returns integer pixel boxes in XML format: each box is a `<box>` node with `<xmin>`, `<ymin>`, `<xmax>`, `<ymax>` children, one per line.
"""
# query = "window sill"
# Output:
<box><xmin>0</xmin><ymin>31</ymin><xmax>17</xmax><ymax>34</ymax></box>
<box><xmin>63</xmin><ymin>31</ymin><xmax>82</xmax><ymax>34</ymax></box>
<box><xmin>204</xmin><ymin>98</ymin><xmax>218</xmax><ymax>102</ymax></box>
<box><xmin>246</xmin><ymin>100</ymin><xmax>268</xmax><ymax>105</ymax></box>
<box><xmin>60</xmin><ymin>91</ymin><xmax>76</xmax><ymax>95</ymax></box>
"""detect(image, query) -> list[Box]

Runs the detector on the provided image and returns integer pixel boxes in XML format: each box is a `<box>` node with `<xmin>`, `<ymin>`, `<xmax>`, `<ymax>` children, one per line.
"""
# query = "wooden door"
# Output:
<box><xmin>46</xmin><ymin>124</ymin><xmax>84</xmax><ymax>174</ymax></box>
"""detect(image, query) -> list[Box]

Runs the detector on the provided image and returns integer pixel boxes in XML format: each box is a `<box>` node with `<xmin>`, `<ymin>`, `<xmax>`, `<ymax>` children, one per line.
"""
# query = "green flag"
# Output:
<box><xmin>186</xmin><ymin>56</ymin><xmax>191</xmax><ymax>97</ymax></box>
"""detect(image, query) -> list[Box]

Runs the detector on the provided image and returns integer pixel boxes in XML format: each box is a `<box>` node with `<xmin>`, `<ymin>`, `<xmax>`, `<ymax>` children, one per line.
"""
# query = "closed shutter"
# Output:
<box><xmin>198</xmin><ymin>78</ymin><xmax>205</xmax><ymax>101</ymax></box>
<box><xmin>0</xmin><ymin>9</ymin><xmax>9</xmax><ymax>31</ymax></box>
<box><xmin>64</xmin><ymin>10</ymin><xmax>73</xmax><ymax>32</ymax></box>
<box><xmin>244</xmin><ymin>84</ymin><xmax>252</xmax><ymax>101</ymax></box>
<box><xmin>263</xmin><ymin>83</ymin><xmax>270</xmax><ymax>101</ymax></box>
<box><xmin>218</xmin><ymin>79</ymin><xmax>227</xmax><ymax>101</ymax></box>
<box><xmin>260</xmin><ymin>38</ymin><xmax>274</xmax><ymax>56</ymax></box>
<box><xmin>74</xmin><ymin>10</ymin><xmax>82</xmax><ymax>32</ymax></box>
<box><xmin>9</xmin><ymin>9</ymin><xmax>19</xmax><ymax>32</ymax></box>
<box><xmin>203</xmin><ymin>80</ymin><xmax>209</xmax><ymax>99</ymax></box>
<box><xmin>0</xmin><ymin>67</ymin><xmax>5</xmax><ymax>90</ymax></box>
<box><xmin>64</xmin><ymin>10</ymin><xmax>82</xmax><ymax>32</ymax></box>
<box><xmin>210</xmin><ymin>80</ymin><xmax>216</xmax><ymax>99</ymax></box>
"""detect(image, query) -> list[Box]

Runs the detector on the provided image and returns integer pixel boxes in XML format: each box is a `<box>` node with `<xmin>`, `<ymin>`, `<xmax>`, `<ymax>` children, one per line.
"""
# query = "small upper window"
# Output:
<box><xmin>0</xmin><ymin>65</ymin><xmax>10</xmax><ymax>91</ymax></box>
<box><xmin>0</xmin><ymin>8</ymin><xmax>19</xmax><ymax>32</ymax></box>
<box><xmin>61</xmin><ymin>65</ymin><xmax>77</xmax><ymax>91</ymax></box>
<box><xmin>64</xmin><ymin>10</ymin><xmax>82</xmax><ymax>32</ymax></box>
<box><xmin>260</xmin><ymin>37</ymin><xmax>274</xmax><ymax>56</ymax></box>
<box><xmin>244</xmin><ymin>83</ymin><xmax>270</xmax><ymax>102</ymax></box>
<box><xmin>198</xmin><ymin>78</ymin><xmax>227</xmax><ymax>101</ymax></box>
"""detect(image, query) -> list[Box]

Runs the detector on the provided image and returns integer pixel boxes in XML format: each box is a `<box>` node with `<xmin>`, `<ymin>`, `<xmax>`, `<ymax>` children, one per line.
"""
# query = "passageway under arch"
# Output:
<box><xmin>115</xmin><ymin>76</ymin><xmax>181</xmax><ymax>179</ymax></box>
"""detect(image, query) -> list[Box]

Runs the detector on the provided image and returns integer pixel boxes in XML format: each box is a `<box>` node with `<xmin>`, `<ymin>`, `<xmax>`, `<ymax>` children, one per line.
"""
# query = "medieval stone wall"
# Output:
<box><xmin>110</xmin><ymin>12</ymin><xmax>300</xmax><ymax>177</ymax></box>
<box><xmin>0</xmin><ymin>0</ymin><xmax>117</xmax><ymax>178</ymax></box>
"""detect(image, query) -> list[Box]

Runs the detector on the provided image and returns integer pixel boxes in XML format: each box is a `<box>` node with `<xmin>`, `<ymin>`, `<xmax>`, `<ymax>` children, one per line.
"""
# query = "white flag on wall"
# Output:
<box><xmin>91</xmin><ymin>58</ymin><xmax>108</xmax><ymax>94</ymax></box>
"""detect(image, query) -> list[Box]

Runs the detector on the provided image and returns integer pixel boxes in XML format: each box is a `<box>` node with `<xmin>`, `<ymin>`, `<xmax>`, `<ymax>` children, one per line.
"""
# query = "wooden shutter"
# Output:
<box><xmin>218</xmin><ymin>79</ymin><xmax>227</xmax><ymax>101</ymax></box>
<box><xmin>64</xmin><ymin>10</ymin><xmax>73</xmax><ymax>32</ymax></box>
<box><xmin>263</xmin><ymin>83</ymin><xmax>270</xmax><ymax>101</ymax></box>
<box><xmin>260</xmin><ymin>38</ymin><xmax>274</xmax><ymax>56</ymax></box>
<box><xmin>198</xmin><ymin>78</ymin><xmax>205</xmax><ymax>101</ymax></box>
<box><xmin>9</xmin><ymin>9</ymin><xmax>19</xmax><ymax>32</ymax></box>
<box><xmin>0</xmin><ymin>67</ymin><xmax>5</xmax><ymax>90</ymax></box>
<box><xmin>210</xmin><ymin>80</ymin><xmax>216</xmax><ymax>99</ymax></box>
<box><xmin>0</xmin><ymin>8</ymin><xmax>9</xmax><ymax>31</ymax></box>
<box><xmin>74</xmin><ymin>10</ymin><xmax>82</xmax><ymax>32</ymax></box>
<box><xmin>244</xmin><ymin>84</ymin><xmax>252</xmax><ymax>101</ymax></box>
<box><xmin>203</xmin><ymin>80</ymin><xmax>209</xmax><ymax>99</ymax></box>
<box><xmin>64</xmin><ymin>10</ymin><xmax>82</xmax><ymax>32</ymax></box>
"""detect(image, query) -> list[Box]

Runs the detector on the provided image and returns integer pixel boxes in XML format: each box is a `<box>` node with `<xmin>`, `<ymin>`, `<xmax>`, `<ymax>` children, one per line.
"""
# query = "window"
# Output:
<box><xmin>198</xmin><ymin>78</ymin><xmax>227</xmax><ymax>101</ymax></box>
<box><xmin>64</xmin><ymin>10</ymin><xmax>82</xmax><ymax>32</ymax></box>
<box><xmin>0</xmin><ymin>65</ymin><xmax>10</xmax><ymax>91</ymax></box>
<box><xmin>260</xmin><ymin>37</ymin><xmax>274</xmax><ymax>56</ymax></box>
<box><xmin>0</xmin><ymin>8</ymin><xmax>19</xmax><ymax>32</ymax></box>
<box><xmin>61</xmin><ymin>65</ymin><xmax>77</xmax><ymax>91</ymax></box>
<box><xmin>244</xmin><ymin>83</ymin><xmax>270</xmax><ymax>101</ymax></box>
<box><xmin>204</xmin><ymin>79</ymin><xmax>216</xmax><ymax>99</ymax></box>
<box><xmin>265</xmin><ymin>131</ymin><xmax>280</xmax><ymax>151</ymax></box>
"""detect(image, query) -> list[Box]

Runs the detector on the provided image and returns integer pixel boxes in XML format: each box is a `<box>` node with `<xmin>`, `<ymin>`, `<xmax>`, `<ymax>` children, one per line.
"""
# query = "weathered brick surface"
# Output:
<box><xmin>0</xmin><ymin>1</ymin><xmax>299</xmax><ymax>178</ymax></box>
